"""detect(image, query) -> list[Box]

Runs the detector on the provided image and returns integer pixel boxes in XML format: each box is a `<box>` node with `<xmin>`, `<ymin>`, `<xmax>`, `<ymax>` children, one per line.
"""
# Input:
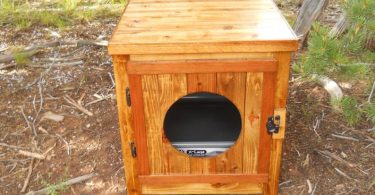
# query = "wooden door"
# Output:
<box><xmin>127</xmin><ymin>60</ymin><xmax>276</xmax><ymax>190</ymax></box>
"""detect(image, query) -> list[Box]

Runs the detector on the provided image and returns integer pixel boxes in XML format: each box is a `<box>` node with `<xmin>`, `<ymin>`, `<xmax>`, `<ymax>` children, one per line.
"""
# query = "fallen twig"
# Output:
<box><xmin>56</xmin><ymin>134</ymin><xmax>70</xmax><ymax>155</ymax></box>
<box><xmin>307</xmin><ymin>179</ymin><xmax>312</xmax><ymax>193</ymax></box>
<box><xmin>0</xmin><ymin>40</ymin><xmax>107</xmax><ymax>64</ymax></box>
<box><xmin>331</xmin><ymin>134</ymin><xmax>359</xmax><ymax>142</ymax></box>
<box><xmin>18</xmin><ymin>150</ymin><xmax>45</xmax><ymax>160</ymax></box>
<box><xmin>20</xmin><ymin>106</ymin><xmax>35</xmax><ymax>136</ymax></box>
<box><xmin>368</xmin><ymin>81</ymin><xmax>375</xmax><ymax>103</ymax></box>
<box><xmin>315</xmin><ymin>150</ymin><xmax>355</xmax><ymax>168</ymax></box>
<box><xmin>0</xmin><ymin>63</ymin><xmax>16</xmax><ymax>70</ymax></box>
<box><xmin>64</xmin><ymin>95</ymin><xmax>93</xmax><ymax>116</ymax></box>
<box><xmin>0</xmin><ymin>46</ymin><xmax>8</xmax><ymax>52</ymax></box>
<box><xmin>108</xmin><ymin>72</ymin><xmax>115</xmax><ymax>88</ymax></box>
<box><xmin>29</xmin><ymin>60</ymin><xmax>84</xmax><ymax>68</ymax></box>
<box><xmin>26</xmin><ymin>172</ymin><xmax>98</xmax><ymax>195</ymax></box>
<box><xmin>41</xmin><ymin>56</ymin><xmax>84</xmax><ymax>62</ymax></box>
<box><xmin>21</xmin><ymin>159</ymin><xmax>34</xmax><ymax>193</ymax></box>
<box><xmin>311</xmin><ymin>180</ymin><xmax>319</xmax><ymax>195</ymax></box>
<box><xmin>85</xmin><ymin>94</ymin><xmax>113</xmax><ymax>107</ymax></box>
<box><xmin>0</xmin><ymin>142</ymin><xmax>28</xmax><ymax>150</ymax></box>
<box><xmin>334</xmin><ymin>167</ymin><xmax>353</xmax><ymax>180</ymax></box>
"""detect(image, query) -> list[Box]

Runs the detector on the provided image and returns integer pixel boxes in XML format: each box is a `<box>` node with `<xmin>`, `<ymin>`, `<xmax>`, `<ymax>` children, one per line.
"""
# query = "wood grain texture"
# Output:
<box><xmin>243</xmin><ymin>73</ymin><xmax>263</xmax><ymax>174</ymax></box>
<box><xmin>266</xmin><ymin>139</ymin><xmax>283</xmax><ymax>195</ymax></box>
<box><xmin>142</xmin><ymin>183</ymin><xmax>263</xmax><ymax>194</ymax></box>
<box><xmin>142</xmin><ymin>74</ymin><xmax>190</xmax><ymax>175</ymax></box>
<box><xmin>274</xmin><ymin>52</ymin><xmax>292</xmax><ymax>108</ymax></box>
<box><xmin>272</xmin><ymin>108</ymin><xmax>286</xmax><ymax>140</ymax></box>
<box><xmin>130</xmin><ymin>52</ymin><xmax>274</xmax><ymax>61</ymax></box>
<box><xmin>126</xmin><ymin>59</ymin><xmax>277</xmax><ymax>75</ymax></box>
<box><xmin>187</xmin><ymin>73</ymin><xmax>217</xmax><ymax>174</ymax></box>
<box><xmin>257</xmin><ymin>72</ymin><xmax>275</xmax><ymax>174</ymax></box>
<box><xmin>112</xmin><ymin>56</ymin><xmax>141</xmax><ymax>194</ymax></box>
<box><xmin>139</xmin><ymin>174</ymin><xmax>268</xmax><ymax>184</ymax></box>
<box><xmin>216</xmin><ymin>73</ymin><xmax>246</xmax><ymax>173</ymax></box>
<box><xmin>142</xmin><ymin>75</ymin><xmax>166</xmax><ymax>174</ymax></box>
<box><xmin>108</xmin><ymin>0</ymin><xmax>298</xmax><ymax>54</ymax></box>
<box><xmin>128</xmin><ymin>74</ymin><xmax>150</xmax><ymax>175</ymax></box>
<box><xmin>158</xmin><ymin>74</ymin><xmax>190</xmax><ymax>174</ymax></box>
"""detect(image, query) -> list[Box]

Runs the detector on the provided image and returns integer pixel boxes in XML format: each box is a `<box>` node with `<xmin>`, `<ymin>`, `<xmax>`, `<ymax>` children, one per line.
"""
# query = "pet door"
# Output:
<box><xmin>164</xmin><ymin>92</ymin><xmax>242</xmax><ymax>157</ymax></box>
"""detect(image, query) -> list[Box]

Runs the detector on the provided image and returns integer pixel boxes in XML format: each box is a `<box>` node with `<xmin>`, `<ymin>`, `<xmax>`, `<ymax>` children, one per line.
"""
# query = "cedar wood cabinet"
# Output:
<box><xmin>109</xmin><ymin>0</ymin><xmax>298</xmax><ymax>194</ymax></box>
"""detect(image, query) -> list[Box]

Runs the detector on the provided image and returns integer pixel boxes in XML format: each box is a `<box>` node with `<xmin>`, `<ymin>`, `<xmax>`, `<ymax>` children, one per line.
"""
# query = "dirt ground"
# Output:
<box><xmin>0</xmin><ymin>1</ymin><xmax>374</xmax><ymax>195</ymax></box>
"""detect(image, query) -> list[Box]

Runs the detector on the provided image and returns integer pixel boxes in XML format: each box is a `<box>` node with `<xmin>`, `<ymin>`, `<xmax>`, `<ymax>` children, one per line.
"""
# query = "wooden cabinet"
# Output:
<box><xmin>109</xmin><ymin>1</ymin><xmax>298</xmax><ymax>194</ymax></box>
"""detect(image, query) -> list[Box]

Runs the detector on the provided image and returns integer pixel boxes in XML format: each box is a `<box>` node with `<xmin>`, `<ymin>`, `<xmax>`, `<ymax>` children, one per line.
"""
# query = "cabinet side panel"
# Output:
<box><xmin>243</xmin><ymin>73</ymin><xmax>263</xmax><ymax>174</ymax></box>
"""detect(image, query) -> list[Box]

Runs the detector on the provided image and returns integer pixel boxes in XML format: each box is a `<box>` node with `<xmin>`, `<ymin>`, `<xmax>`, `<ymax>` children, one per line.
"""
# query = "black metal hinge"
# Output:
<box><xmin>130</xmin><ymin>142</ymin><xmax>137</xmax><ymax>158</ymax></box>
<box><xmin>266</xmin><ymin>115</ymin><xmax>280</xmax><ymax>134</ymax></box>
<box><xmin>126</xmin><ymin>87</ymin><xmax>131</xmax><ymax>107</ymax></box>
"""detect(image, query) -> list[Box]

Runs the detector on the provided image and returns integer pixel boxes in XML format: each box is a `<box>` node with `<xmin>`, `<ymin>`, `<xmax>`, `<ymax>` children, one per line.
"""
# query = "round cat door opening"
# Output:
<box><xmin>163</xmin><ymin>92</ymin><xmax>242</xmax><ymax>157</ymax></box>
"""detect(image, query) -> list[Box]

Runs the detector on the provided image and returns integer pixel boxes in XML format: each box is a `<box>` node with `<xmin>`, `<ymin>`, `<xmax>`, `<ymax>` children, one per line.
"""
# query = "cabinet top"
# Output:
<box><xmin>109</xmin><ymin>0</ymin><xmax>298</xmax><ymax>55</ymax></box>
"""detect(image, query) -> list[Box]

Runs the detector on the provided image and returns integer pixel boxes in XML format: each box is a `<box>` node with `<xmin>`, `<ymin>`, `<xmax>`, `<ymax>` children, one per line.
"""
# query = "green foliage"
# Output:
<box><xmin>41</xmin><ymin>168</ymin><xmax>69</xmax><ymax>195</ymax></box>
<box><xmin>334</xmin><ymin>97</ymin><xmax>362</xmax><ymax>126</ymax></box>
<box><xmin>59</xmin><ymin>0</ymin><xmax>80</xmax><ymax>11</ymax></box>
<box><xmin>294</xmin><ymin>24</ymin><xmax>347</xmax><ymax>75</ymax></box>
<box><xmin>0</xmin><ymin>0</ymin><xmax>127</xmax><ymax>30</ymax></box>
<box><xmin>295</xmin><ymin>0</ymin><xmax>374</xmax><ymax>79</ymax></box>
<box><xmin>364</xmin><ymin>103</ymin><xmax>375</xmax><ymax>124</ymax></box>
<box><xmin>13</xmin><ymin>51</ymin><xmax>32</xmax><ymax>65</ymax></box>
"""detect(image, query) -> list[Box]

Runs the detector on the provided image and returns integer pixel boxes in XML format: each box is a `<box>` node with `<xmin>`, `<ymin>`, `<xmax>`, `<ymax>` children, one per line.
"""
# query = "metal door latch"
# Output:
<box><xmin>130</xmin><ymin>142</ymin><xmax>137</xmax><ymax>158</ymax></box>
<box><xmin>266</xmin><ymin>115</ymin><xmax>280</xmax><ymax>134</ymax></box>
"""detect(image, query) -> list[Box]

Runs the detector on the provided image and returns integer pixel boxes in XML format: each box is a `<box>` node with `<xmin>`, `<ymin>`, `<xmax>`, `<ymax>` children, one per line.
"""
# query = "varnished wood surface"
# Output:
<box><xmin>142</xmin><ymin>183</ymin><xmax>263</xmax><ymax>194</ymax></box>
<box><xmin>257</xmin><ymin>72</ymin><xmax>275</xmax><ymax>174</ymax></box>
<box><xmin>109</xmin><ymin>0</ymin><xmax>298</xmax><ymax>54</ymax></box>
<box><xmin>139</xmin><ymin>174</ymin><xmax>268</xmax><ymax>184</ymax></box>
<box><xmin>126</xmin><ymin>59</ymin><xmax>277</xmax><ymax>75</ymax></box>
<box><xmin>128</xmin><ymin>75</ymin><xmax>150</xmax><ymax>175</ymax></box>
<box><xmin>113</xmin><ymin>56</ymin><xmax>141</xmax><ymax>195</ymax></box>
<box><xmin>137</xmin><ymin>72</ymin><xmax>273</xmax><ymax>176</ymax></box>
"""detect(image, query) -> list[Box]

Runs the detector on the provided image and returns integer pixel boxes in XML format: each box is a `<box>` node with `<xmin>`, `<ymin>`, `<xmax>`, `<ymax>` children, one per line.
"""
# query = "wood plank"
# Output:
<box><xmin>108</xmin><ymin>0</ymin><xmax>298</xmax><ymax>55</ymax></box>
<box><xmin>130</xmin><ymin>53</ymin><xmax>274</xmax><ymax>61</ymax></box>
<box><xmin>112</xmin><ymin>56</ymin><xmax>141</xmax><ymax>194</ymax></box>
<box><xmin>126</xmin><ymin>59</ymin><xmax>278</xmax><ymax>75</ymax></box>
<box><xmin>187</xmin><ymin>73</ymin><xmax>217</xmax><ymax>93</ymax></box>
<box><xmin>274</xmin><ymin>52</ymin><xmax>292</xmax><ymax>108</ymax></box>
<box><xmin>158</xmin><ymin>74</ymin><xmax>190</xmax><ymax>174</ymax></box>
<box><xmin>128</xmin><ymin>74</ymin><xmax>150</xmax><ymax>175</ymax></box>
<box><xmin>108</xmin><ymin>41</ymin><xmax>298</xmax><ymax>55</ymax></box>
<box><xmin>243</xmin><ymin>72</ymin><xmax>263</xmax><ymax>174</ymax></box>
<box><xmin>266</xmin><ymin>139</ymin><xmax>284</xmax><ymax>195</ymax></box>
<box><xmin>272</xmin><ymin>108</ymin><xmax>286</xmax><ymax>140</ymax></box>
<box><xmin>257</xmin><ymin>72</ymin><xmax>275</xmax><ymax>174</ymax></box>
<box><xmin>142</xmin><ymin>74</ymin><xmax>190</xmax><ymax>175</ymax></box>
<box><xmin>127</xmin><ymin>1</ymin><xmax>275</xmax><ymax>12</ymax></box>
<box><xmin>141</xmin><ymin>75</ymin><xmax>165</xmax><ymax>174</ymax></box>
<box><xmin>187</xmin><ymin>73</ymin><xmax>217</xmax><ymax>174</ymax></box>
<box><xmin>139</xmin><ymin>174</ymin><xmax>268</xmax><ymax>184</ymax></box>
<box><xmin>142</xmin><ymin>182</ymin><xmax>263</xmax><ymax>194</ymax></box>
<box><xmin>216</xmin><ymin>73</ymin><xmax>246</xmax><ymax>173</ymax></box>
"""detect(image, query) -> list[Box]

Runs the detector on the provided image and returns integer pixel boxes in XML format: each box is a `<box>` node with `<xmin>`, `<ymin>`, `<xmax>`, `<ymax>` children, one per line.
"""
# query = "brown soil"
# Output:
<box><xmin>0</xmin><ymin>2</ymin><xmax>374</xmax><ymax>195</ymax></box>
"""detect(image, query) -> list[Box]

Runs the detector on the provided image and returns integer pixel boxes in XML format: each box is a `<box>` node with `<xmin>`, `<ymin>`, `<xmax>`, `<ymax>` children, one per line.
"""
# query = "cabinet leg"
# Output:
<box><xmin>265</xmin><ymin>139</ymin><xmax>284</xmax><ymax>195</ymax></box>
<box><xmin>113</xmin><ymin>56</ymin><xmax>142</xmax><ymax>195</ymax></box>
